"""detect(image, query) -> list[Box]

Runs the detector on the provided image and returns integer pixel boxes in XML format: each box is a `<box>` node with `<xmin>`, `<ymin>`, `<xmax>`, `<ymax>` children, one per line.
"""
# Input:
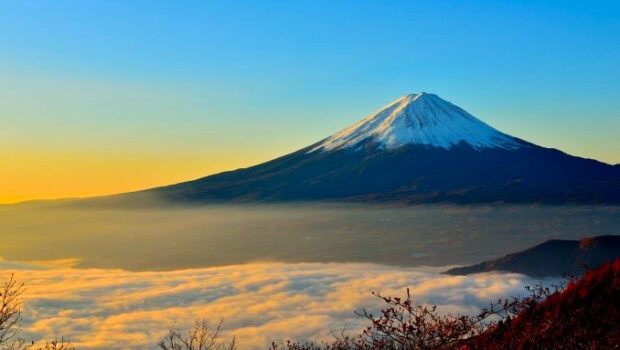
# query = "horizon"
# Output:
<box><xmin>1</xmin><ymin>2</ymin><xmax>620</xmax><ymax>348</ymax></box>
<box><xmin>2</xmin><ymin>0</ymin><xmax>620</xmax><ymax>203</ymax></box>
<box><xmin>3</xmin><ymin>90</ymin><xmax>619</xmax><ymax>204</ymax></box>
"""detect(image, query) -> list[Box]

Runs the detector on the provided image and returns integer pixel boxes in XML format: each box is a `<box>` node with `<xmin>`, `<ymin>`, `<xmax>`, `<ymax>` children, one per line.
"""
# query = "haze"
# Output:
<box><xmin>1</xmin><ymin>203</ymin><xmax>618</xmax><ymax>271</ymax></box>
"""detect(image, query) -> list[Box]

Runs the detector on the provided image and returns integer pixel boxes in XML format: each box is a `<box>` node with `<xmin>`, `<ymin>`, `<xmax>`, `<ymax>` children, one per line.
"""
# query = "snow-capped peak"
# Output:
<box><xmin>311</xmin><ymin>92</ymin><xmax>522</xmax><ymax>152</ymax></box>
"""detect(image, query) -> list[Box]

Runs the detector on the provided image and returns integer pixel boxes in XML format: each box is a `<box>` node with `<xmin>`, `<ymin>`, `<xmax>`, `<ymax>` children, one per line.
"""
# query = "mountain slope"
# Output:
<box><xmin>466</xmin><ymin>260</ymin><xmax>620</xmax><ymax>349</ymax></box>
<box><xmin>444</xmin><ymin>235</ymin><xmax>620</xmax><ymax>277</ymax></box>
<box><xmin>311</xmin><ymin>93</ymin><xmax>521</xmax><ymax>151</ymax></box>
<box><xmin>141</xmin><ymin>93</ymin><xmax>620</xmax><ymax>204</ymax></box>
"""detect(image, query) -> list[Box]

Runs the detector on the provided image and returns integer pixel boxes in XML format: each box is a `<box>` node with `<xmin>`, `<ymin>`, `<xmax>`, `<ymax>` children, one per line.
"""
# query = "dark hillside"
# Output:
<box><xmin>445</xmin><ymin>235</ymin><xmax>620</xmax><ymax>277</ymax></box>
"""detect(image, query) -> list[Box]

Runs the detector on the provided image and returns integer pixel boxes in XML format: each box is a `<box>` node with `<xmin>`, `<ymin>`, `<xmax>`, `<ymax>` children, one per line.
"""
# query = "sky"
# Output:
<box><xmin>1</xmin><ymin>0</ymin><xmax>619</xmax><ymax>203</ymax></box>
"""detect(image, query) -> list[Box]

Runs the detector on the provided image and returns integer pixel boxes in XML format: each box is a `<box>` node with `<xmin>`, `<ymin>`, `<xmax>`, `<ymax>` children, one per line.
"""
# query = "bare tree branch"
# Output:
<box><xmin>159</xmin><ymin>319</ymin><xmax>236</xmax><ymax>350</ymax></box>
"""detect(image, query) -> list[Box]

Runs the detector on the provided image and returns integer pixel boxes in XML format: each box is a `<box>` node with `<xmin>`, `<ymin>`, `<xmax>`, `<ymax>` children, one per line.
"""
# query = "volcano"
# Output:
<box><xmin>145</xmin><ymin>93</ymin><xmax>620</xmax><ymax>204</ymax></box>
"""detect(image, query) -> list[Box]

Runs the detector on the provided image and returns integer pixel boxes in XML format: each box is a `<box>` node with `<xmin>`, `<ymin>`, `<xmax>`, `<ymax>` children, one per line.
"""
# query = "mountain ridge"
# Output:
<box><xmin>144</xmin><ymin>92</ymin><xmax>620</xmax><ymax>204</ymax></box>
<box><xmin>310</xmin><ymin>93</ymin><xmax>523</xmax><ymax>152</ymax></box>
<box><xmin>444</xmin><ymin>235</ymin><xmax>620</xmax><ymax>277</ymax></box>
<box><xmin>30</xmin><ymin>93</ymin><xmax>620</xmax><ymax>206</ymax></box>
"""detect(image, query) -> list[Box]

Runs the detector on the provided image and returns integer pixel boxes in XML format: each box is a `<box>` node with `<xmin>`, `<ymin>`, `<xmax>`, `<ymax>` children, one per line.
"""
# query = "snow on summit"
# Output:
<box><xmin>311</xmin><ymin>93</ymin><xmax>522</xmax><ymax>152</ymax></box>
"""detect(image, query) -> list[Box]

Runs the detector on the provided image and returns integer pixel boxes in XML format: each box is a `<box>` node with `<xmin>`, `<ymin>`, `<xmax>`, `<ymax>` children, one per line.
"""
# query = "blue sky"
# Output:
<box><xmin>1</xmin><ymin>0</ymin><xmax>619</xmax><ymax>201</ymax></box>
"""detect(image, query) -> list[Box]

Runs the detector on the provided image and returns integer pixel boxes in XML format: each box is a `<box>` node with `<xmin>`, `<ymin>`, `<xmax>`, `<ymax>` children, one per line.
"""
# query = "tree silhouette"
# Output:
<box><xmin>0</xmin><ymin>274</ymin><xmax>73</xmax><ymax>350</ymax></box>
<box><xmin>159</xmin><ymin>319</ymin><xmax>236</xmax><ymax>350</ymax></box>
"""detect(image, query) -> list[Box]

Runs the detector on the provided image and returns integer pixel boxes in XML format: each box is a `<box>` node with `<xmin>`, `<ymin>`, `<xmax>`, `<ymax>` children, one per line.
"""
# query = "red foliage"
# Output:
<box><xmin>466</xmin><ymin>260</ymin><xmax>620</xmax><ymax>350</ymax></box>
<box><xmin>579</xmin><ymin>236</ymin><xmax>595</xmax><ymax>250</ymax></box>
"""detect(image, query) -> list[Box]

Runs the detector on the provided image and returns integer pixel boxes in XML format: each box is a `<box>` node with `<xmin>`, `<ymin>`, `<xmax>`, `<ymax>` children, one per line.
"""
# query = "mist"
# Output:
<box><xmin>1</xmin><ymin>203</ymin><xmax>619</xmax><ymax>270</ymax></box>
<box><xmin>3</xmin><ymin>260</ymin><xmax>557</xmax><ymax>350</ymax></box>
<box><xmin>1</xmin><ymin>203</ymin><xmax>617</xmax><ymax>348</ymax></box>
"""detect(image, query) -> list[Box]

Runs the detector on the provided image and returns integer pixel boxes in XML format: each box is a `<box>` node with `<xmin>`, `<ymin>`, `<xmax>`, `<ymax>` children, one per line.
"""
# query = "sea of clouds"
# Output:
<box><xmin>0</xmin><ymin>260</ymin><xmax>557</xmax><ymax>350</ymax></box>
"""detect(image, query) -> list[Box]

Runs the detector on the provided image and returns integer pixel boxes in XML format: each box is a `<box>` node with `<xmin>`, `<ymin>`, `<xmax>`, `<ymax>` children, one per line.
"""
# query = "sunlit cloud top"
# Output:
<box><xmin>1</xmin><ymin>260</ymin><xmax>557</xmax><ymax>350</ymax></box>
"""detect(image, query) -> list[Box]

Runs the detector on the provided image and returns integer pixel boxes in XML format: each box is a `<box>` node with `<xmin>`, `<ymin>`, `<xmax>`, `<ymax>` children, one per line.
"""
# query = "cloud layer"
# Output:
<box><xmin>1</xmin><ymin>261</ymin><xmax>554</xmax><ymax>350</ymax></box>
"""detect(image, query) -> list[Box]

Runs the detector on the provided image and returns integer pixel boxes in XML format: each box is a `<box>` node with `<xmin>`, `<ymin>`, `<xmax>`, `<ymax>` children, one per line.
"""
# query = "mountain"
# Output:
<box><xmin>139</xmin><ymin>92</ymin><xmax>620</xmax><ymax>204</ymax></box>
<box><xmin>444</xmin><ymin>235</ymin><xmax>620</xmax><ymax>277</ymax></box>
<box><xmin>310</xmin><ymin>93</ymin><xmax>522</xmax><ymax>152</ymax></box>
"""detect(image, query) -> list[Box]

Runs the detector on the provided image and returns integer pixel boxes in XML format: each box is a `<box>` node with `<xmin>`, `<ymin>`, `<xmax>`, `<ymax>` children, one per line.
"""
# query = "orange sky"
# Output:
<box><xmin>0</xmin><ymin>149</ymin><xmax>276</xmax><ymax>204</ymax></box>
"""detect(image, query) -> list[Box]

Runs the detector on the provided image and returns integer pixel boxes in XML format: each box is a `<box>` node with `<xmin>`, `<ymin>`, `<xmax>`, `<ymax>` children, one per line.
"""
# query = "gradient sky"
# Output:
<box><xmin>1</xmin><ymin>0</ymin><xmax>619</xmax><ymax>203</ymax></box>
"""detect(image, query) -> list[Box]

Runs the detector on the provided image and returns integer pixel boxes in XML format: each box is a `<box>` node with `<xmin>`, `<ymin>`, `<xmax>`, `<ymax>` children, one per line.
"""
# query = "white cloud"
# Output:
<box><xmin>0</xmin><ymin>262</ymin><xmax>556</xmax><ymax>350</ymax></box>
